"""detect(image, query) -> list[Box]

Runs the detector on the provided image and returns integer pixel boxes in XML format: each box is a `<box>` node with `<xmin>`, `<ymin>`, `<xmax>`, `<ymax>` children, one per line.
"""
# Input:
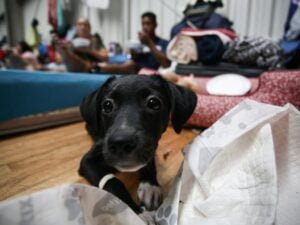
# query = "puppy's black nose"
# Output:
<box><xmin>108</xmin><ymin>134</ymin><xmax>138</xmax><ymax>155</ymax></box>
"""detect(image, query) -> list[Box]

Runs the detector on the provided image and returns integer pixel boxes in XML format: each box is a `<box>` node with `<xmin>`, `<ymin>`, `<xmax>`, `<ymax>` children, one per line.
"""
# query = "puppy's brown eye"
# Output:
<box><xmin>102</xmin><ymin>100</ymin><xmax>114</xmax><ymax>114</ymax></box>
<box><xmin>147</xmin><ymin>97</ymin><xmax>161</xmax><ymax>111</ymax></box>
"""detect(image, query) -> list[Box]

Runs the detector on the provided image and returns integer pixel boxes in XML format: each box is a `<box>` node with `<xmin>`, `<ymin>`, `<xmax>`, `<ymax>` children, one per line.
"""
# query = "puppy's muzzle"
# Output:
<box><xmin>107</xmin><ymin>132</ymin><xmax>138</xmax><ymax>156</ymax></box>
<box><xmin>104</xmin><ymin>123</ymin><xmax>155</xmax><ymax>171</ymax></box>
<box><xmin>105</xmin><ymin>127</ymin><xmax>152</xmax><ymax>172</ymax></box>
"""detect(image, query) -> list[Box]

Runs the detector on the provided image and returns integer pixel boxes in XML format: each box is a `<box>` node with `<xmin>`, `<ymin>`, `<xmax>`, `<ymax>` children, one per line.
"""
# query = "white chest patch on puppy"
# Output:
<box><xmin>137</xmin><ymin>182</ymin><xmax>163</xmax><ymax>211</ymax></box>
<box><xmin>115</xmin><ymin>163</ymin><xmax>146</xmax><ymax>172</ymax></box>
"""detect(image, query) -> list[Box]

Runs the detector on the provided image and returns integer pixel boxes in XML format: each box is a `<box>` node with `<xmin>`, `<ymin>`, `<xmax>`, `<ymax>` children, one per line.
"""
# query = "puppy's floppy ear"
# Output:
<box><xmin>165</xmin><ymin>80</ymin><xmax>197</xmax><ymax>134</ymax></box>
<box><xmin>80</xmin><ymin>76</ymin><xmax>116</xmax><ymax>139</ymax></box>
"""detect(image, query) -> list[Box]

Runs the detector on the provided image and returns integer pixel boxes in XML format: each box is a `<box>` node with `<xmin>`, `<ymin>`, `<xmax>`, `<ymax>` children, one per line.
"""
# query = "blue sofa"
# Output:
<box><xmin>0</xmin><ymin>70</ymin><xmax>111</xmax><ymax>135</ymax></box>
<box><xmin>0</xmin><ymin>70</ymin><xmax>111</xmax><ymax>121</ymax></box>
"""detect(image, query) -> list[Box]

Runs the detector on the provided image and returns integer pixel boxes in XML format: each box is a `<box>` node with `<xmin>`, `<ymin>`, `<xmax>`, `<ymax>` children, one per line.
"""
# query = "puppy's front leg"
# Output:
<box><xmin>79</xmin><ymin>144</ymin><xmax>142</xmax><ymax>213</ymax></box>
<box><xmin>138</xmin><ymin>159</ymin><xmax>163</xmax><ymax>210</ymax></box>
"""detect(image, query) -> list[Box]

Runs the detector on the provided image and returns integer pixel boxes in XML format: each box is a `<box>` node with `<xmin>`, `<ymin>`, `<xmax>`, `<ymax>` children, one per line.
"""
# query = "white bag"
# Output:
<box><xmin>157</xmin><ymin>99</ymin><xmax>300</xmax><ymax>225</ymax></box>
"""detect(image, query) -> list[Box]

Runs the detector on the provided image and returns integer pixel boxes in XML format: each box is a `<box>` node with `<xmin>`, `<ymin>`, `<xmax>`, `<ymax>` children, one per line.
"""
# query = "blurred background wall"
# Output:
<box><xmin>0</xmin><ymin>0</ymin><xmax>290</xmax><ymax>47</ymax></box>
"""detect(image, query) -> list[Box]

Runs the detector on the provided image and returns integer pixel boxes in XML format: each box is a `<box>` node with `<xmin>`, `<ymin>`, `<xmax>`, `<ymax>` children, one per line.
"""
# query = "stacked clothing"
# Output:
<box><xmin>167</xmin><ymin>28</ymin><xmax>236</xmax><ymax>65</ymax></box>
<box><xmin>222</xmin><ymin>36</ymin><xmax>283</xmax><ymax>69</ymax></box>
<box><xmin>168</xmin><ymin>30</ymin><xmax>284</xmax><ymax>71</ymax></box>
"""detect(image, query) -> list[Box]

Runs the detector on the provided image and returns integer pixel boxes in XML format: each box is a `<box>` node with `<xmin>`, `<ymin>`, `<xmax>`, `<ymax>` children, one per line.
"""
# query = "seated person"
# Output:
<box><xmin>57</xmin><ymin>17</ymin><xmax>108</xmax><ymax>72</ymax></box>
<box><xmin>97</xmin><ymin>11</ymin><xmax>171</xmax><ymax>74</ymax></box>
<box><xmin>4</xmin><ymin>40</ymin><xmax>42</xmax><ymax>70</ymax></box>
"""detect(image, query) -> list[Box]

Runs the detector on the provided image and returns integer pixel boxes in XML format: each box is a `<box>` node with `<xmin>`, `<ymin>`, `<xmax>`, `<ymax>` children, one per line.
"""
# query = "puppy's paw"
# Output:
<box><xmin>137</xmin><ymin>182</ymin><xmax>163</xmax><ymax>210</ymax></box>
<box><xmin>139</xmin><ymin>210</ymin><xmax>156</xmax><ymax>225</ymax></box>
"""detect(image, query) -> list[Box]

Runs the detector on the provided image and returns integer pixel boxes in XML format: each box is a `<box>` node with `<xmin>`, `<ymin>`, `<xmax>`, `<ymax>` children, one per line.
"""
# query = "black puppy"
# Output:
<box><xmin>78</xmin><ymin>75</ymin><xmax>197</xmax><ymax>214</ymax></box>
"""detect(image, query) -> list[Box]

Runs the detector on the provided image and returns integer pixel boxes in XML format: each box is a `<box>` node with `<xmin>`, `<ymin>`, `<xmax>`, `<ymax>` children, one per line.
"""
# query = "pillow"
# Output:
<box><xmin>206</xmin><ymin>73</ymin><xmax>251</xmax><ymax>96</ymax></box>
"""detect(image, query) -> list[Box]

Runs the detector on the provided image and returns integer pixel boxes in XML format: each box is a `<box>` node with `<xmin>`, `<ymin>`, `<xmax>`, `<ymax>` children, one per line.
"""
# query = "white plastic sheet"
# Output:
<box><xmin>0</xmin><ymin>184</ymin><xmax>145</xmax><ymax>225</ymax></box>
<box><xmin>163</xmin><ymin>99</ymin><xmax>300</xmax><ymax>225</ymax></box>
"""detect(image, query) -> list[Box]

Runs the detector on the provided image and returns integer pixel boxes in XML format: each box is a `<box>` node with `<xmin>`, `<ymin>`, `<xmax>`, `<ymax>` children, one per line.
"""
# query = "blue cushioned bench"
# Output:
<box><xmin>0</xmin><ymin>69</ymin><xmax>112</xmax><ymax>135</ymax></box>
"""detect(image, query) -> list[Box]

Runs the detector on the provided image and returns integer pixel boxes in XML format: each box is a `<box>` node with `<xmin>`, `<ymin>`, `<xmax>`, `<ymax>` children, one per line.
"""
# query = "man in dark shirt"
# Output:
<box><xmin>98</xmin><ymin>12</ymin><xmax>170</xmax><ymax>74</ymax></box>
